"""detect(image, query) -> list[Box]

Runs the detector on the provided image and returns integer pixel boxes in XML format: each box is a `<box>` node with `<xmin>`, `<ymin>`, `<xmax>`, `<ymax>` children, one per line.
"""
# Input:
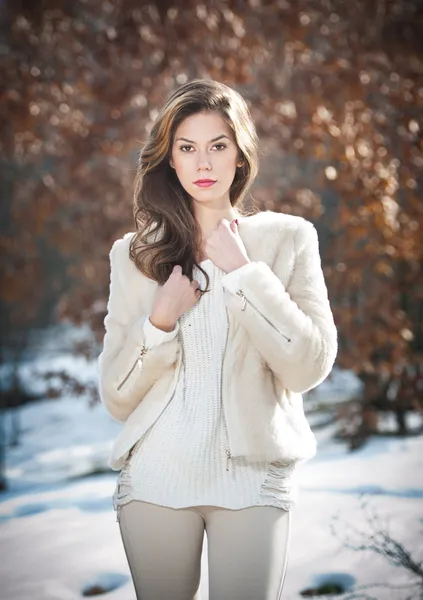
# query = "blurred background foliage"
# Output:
<box><xmin>1</xmin><ymin>0</ymin><xmax>422</xmax><ymax>442</ymax></box>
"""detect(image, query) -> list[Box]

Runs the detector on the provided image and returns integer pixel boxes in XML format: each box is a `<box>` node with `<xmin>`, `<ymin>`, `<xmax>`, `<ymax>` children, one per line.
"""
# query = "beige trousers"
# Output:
<box><xmin>118</xmin><ymin>500</ymin><xmax>292</xmax><ymax>600</ymax></box>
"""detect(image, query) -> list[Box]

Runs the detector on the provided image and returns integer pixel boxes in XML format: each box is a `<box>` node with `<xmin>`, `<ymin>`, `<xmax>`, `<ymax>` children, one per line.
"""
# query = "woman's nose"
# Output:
<box><xmin>197</xmin><ymin>153</ymin><xmax>212</xmax><ymax>170</ymax></box>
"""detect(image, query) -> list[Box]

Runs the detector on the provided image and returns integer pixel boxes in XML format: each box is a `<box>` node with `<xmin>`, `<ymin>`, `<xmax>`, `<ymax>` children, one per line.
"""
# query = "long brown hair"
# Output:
<box><xmin>130</xmin><ymin>79</ymin><xmax>259</xmax><ymax>292</ymax></box>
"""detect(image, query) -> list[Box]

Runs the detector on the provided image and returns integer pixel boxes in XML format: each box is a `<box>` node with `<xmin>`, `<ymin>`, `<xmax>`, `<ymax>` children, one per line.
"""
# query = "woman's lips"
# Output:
<box><xmin>194</xmin><ymin>181</ymin><xmax>216</xmax><ymax>188</ymax></box>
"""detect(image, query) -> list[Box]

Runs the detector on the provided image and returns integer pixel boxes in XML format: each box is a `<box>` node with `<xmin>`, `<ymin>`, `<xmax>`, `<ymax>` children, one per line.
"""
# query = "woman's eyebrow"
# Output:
<box><xmin>175</xmin><ymin>134</ymin><xmax>231</xmax><ymax>143</ymax></box>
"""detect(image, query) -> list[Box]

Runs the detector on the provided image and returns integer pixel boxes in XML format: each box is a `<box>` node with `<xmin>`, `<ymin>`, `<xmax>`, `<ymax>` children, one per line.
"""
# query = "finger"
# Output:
<box><xmin>191</xmin><ymin>279</ymin><xmax>200</xmax><ymax>290</ymax></box>
<box><xmin>173</xmin><ymin>265</ymin><xmax>182</xmax><ymax>274</ymax></box>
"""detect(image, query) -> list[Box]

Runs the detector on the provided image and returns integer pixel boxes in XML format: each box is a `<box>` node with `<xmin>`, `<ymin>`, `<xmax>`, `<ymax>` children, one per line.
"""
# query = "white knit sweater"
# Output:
<box><xmin>112</xmin><ymin>259</ymin><xmax>298</xmax><ymax>519</ymax></box>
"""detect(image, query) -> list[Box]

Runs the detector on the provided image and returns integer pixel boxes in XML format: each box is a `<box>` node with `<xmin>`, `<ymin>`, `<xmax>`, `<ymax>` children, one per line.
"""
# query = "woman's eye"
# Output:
<box><xmin>179</xmin><ymin>143</ymin><xmax>227</xmax><ymax>152</ymax></box>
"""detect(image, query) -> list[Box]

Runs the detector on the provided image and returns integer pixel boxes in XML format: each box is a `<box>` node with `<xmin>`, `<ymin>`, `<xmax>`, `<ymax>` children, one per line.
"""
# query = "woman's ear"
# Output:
<box><xmin>169</xmin><ymin>158</ymin><xmax>175</xmax><ymax>169</ymax></box>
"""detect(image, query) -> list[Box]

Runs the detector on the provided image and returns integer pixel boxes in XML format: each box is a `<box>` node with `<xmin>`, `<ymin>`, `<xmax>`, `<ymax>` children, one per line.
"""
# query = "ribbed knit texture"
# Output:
<box><xmin>113</xmin><ymin>260</ymin><xmax>298</xmax><ymax>514</ymax></box>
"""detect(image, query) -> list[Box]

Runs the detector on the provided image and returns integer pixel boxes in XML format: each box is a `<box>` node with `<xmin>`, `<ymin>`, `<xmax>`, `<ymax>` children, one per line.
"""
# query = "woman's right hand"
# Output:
<box><xmin>149</xmin><ymin>265</ymin><xmax>201</xmax><ymax>332</ymax></box>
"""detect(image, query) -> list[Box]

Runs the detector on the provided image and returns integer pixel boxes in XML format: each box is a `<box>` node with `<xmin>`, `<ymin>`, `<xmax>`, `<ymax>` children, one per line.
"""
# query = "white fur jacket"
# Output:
<box><xmin>98</xmin><ymin>210</ymin><xmax>338</xmax><ymax>471</ymax></box>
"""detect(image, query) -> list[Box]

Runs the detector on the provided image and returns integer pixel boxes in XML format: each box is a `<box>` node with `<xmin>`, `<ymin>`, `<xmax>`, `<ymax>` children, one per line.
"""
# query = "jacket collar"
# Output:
<box><xmin>236</xmin><ymin>210</ymin><xmax>279</xmax><ymax>263</ymax></box>
<box><xmin>123</xmin><ymin>210</ymin><xmax>287</xmax><ymax>310</ymax></box>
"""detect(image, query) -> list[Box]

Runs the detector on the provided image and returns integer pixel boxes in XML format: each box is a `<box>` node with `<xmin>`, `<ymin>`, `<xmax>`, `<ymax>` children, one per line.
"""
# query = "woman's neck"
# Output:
<box><xmin>195</xmin><ymin>206</ymin><xmax>240</xmax><ymax>241</ymax></box>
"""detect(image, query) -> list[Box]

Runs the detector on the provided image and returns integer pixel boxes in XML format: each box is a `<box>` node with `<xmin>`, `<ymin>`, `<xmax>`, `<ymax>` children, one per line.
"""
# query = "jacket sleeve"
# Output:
<box><xmin>97</xmin><ymin>240</ymin><xmax>181</xmax><ymax>422</ymax></box>
<box><xmin>221</xmin><ymin>220</ymin><xmax>337</xmax><ymax>393</ymax></box>
<box><xmin>143</xmin><ymin>315</ymin><xmax>180</xmax><ymax>349</ymax></box>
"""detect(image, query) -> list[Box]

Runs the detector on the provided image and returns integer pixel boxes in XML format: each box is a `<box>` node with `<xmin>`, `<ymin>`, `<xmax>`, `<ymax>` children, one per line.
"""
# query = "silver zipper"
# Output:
<box><xmin>117</xmin><ymin>344</ymin><xmax>148</xmax><ymax>391</ymax></box>
<box><xmin>236</xmin><ymin>290</ymin><xmax>292</xmax><ymax>343</ymax></box>
<box><xmin>221</xmin><ymin>305</ymin><xmax>232</xmax><ymax>472</ymax></box>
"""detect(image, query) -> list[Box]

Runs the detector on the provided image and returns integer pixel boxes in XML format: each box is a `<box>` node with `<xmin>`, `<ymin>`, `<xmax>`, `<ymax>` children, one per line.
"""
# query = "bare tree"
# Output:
<box><xmin>325</xmin><ymin>497</ymin><xmax>423</xmax><ymax>600</ymax></box>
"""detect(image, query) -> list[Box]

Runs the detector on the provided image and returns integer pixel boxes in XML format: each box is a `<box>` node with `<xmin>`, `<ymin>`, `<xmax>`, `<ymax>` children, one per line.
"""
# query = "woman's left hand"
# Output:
<box><xmin>204</xmin><ymin>219</ymin><xmax>251</xmax><ymax>273</ymax></box>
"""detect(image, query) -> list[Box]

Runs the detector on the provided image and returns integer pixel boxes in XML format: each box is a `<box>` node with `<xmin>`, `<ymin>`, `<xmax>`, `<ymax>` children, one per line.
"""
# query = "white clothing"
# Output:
<box><xmin>113</xmin><ymin>260</ymin><xmax>298</xmax><ymax>517</ymax></box>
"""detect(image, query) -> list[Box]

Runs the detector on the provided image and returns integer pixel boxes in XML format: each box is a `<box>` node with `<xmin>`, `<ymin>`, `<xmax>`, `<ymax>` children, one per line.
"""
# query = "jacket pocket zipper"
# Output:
<box><xmin>117</xmin><ymin>344</ymin><xmax>148</xmax><ymax>391</ymax></box>
<box><xmin>235</xmin><ymin>290</ymin><xmax>292</xmax><ymax>343</ymax></box>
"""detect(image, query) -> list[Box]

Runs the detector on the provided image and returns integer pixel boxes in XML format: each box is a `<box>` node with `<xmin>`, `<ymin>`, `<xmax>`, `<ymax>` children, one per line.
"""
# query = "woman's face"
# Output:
<box><xmin>170</xmin><ymin>111</ymin><xmax>242</xmax><ymax>206</ymax></box>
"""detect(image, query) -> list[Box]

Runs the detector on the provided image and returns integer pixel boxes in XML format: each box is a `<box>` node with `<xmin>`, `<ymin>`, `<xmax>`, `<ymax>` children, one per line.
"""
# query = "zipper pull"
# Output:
<box><xmin>137</xmin><ymin>344</ymin><xmax>148</xmax><ymax>371</ymax></box>
<box><xmin>236</xmin><ymin>290</ymin><xmax>247</xmax><ymax>311</ymax></box>
<box><xmin>235</xmin><ymin>288</ymin><xmax>292</xmax><ymax>343</ymax></box>
<box><xmin>225</xmin><ymin>449</ymin><xmax>232</xmax><ymax>472</ymax></box>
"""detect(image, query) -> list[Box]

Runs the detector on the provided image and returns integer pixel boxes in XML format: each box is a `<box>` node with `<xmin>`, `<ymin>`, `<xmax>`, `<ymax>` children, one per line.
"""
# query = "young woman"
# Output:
<box><xmin>98</xmin><ymin>79</ymin><xmax>337</xmax><ymax>600</ymax></box>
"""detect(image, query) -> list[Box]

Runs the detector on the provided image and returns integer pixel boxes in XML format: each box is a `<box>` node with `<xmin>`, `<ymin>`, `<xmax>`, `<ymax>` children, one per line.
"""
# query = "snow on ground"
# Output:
<box><xmin>1</xmin><ymin>364</ymin><xmax>422</xmax><ymax>600</ymax></box>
